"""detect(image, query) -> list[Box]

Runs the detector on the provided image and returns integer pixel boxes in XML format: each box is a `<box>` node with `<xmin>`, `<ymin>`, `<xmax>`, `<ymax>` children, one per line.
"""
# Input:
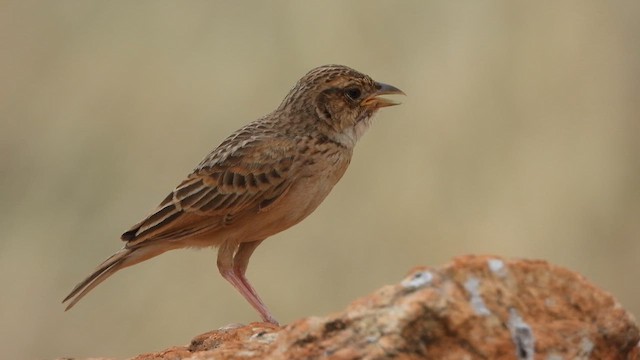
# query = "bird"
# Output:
<box><xmin>62</xmin><ymin>64</ymin><xmax>404</xmax><ymax>325</ymax></box>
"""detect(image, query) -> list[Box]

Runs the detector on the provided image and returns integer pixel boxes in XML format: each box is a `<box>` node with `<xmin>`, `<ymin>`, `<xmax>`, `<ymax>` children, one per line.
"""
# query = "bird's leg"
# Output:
<box><xmin>233</xmin><ymin>240</ymin><xmax>265</xmax><ymax>300</ymax></box>
<box><xmin>217</xmin><ymin>240</ymin><xmax>278</xmax><ymax>325</ymax></box>
<box><xmin>233</xmin><ymin>240</ymin><xmax>279</xmax><ymax>324</ymax></box>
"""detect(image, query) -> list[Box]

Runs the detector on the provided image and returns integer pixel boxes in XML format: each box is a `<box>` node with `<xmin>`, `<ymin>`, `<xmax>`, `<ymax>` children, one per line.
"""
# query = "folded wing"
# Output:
<box><xmin>122</xmin><ymin>134</ymin><xmax>297</xmax><ymax>247</ymax></box>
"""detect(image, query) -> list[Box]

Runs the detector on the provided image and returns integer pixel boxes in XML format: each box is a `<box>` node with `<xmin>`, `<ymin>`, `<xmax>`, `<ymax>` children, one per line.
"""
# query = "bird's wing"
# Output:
<box><xmin>122</xmin><ymin>134</ymin><xmax>297</xmax><ymax>247</ymax></box>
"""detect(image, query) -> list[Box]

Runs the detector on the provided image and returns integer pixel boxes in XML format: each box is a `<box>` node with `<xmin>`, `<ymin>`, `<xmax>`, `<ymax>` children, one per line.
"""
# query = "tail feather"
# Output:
<box><xmin>62</xmin><ymin>246</ymin><xmax>165</xmax><ymax>310</ymax></box>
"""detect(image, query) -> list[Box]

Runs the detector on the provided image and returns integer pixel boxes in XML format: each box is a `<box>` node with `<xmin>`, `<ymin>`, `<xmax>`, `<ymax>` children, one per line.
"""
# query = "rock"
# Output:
<box><xmin>74</xmin><ymin>256</ymin><xmax>640</xmax><ymax>359</ymax></box>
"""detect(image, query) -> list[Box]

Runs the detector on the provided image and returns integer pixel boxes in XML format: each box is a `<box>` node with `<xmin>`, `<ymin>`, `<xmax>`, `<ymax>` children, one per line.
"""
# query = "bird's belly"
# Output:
<box><xmin>216</xmin><ymin>164</ymin><xmax>344</xmax><ymax>243</ymax></box>
<box><xmin>250</xmin><ymin>175</ymin><xmax>336</xmax><ymax>239</ymax></box>
<box><xmin>279</xmin><ymin>176</ymin><xmax>336</xmax><ymax>223</ymax></box>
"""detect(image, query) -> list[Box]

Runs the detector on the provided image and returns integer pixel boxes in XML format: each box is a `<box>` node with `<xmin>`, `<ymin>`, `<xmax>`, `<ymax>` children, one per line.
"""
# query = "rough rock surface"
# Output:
<box><xmin>67</xmin><ymin>255</ymin><xmax>640</xmax><ymax>359</ymax></box>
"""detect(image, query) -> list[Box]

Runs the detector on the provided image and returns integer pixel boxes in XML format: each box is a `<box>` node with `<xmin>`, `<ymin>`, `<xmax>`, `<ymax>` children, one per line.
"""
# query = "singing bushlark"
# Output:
<box><xmin>63</xmin><ymin>64</ymin><xmax>404</xmax><ymax>325</ymax></box>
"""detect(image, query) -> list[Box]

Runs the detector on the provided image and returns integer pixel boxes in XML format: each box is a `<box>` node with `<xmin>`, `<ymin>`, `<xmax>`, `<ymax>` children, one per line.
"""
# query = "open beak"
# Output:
<box><xmin>363</xmin><ymin>82</ymin><xmax>406</xmax><ymax>108</ymax></box>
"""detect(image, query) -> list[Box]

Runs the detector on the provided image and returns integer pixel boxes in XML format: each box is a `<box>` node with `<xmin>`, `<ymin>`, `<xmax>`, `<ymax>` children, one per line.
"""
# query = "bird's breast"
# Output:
<box><xmin>277</xmin><ymin>152</ymin><xmax>351</xmax><ymax>225</ymax></box>
<box><xmin>231</xmin><ymin>150</ymin><xmax>351</xmax><ymax>242</ymax></box>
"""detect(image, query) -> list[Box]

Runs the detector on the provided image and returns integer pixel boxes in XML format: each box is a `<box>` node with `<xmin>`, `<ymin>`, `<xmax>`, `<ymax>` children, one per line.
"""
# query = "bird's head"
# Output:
<box><xmin>279</xmin><ymin>65</ymin><xmax>404</xmax><ymax>147</ymax></box>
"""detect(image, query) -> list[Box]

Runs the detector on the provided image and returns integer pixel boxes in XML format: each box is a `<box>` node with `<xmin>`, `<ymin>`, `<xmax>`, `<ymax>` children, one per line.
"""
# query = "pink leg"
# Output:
<box><xmin>217</xmin><ymin>240</ymin><xmax>278</xmax><ymax>325</ymax></box>
<box><xmin>233</xmin><ymin>240</ymin><xmax>263</xmax><ymax>291</ymax></box>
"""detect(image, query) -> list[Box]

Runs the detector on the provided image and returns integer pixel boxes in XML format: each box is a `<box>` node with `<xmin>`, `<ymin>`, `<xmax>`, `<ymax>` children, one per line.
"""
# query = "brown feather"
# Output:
<box><xmin>62</xmin><ymin>64</ymin><xmax>404</xmax><ymax>320</ymax></box>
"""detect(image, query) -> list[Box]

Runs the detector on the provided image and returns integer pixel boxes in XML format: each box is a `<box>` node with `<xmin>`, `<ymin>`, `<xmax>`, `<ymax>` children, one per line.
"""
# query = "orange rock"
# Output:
<box><xmin>67</xmin><ymin>256</ymin><xmax>640</xmax><ymax>359</ymax></box>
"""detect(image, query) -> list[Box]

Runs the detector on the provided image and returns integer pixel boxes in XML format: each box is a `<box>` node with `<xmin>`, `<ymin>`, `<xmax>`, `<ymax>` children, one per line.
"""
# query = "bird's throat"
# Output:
<box><xmin>331</xmin><ymin>116</ymin><xmax>373</xmax><ymax>148</ymax></box>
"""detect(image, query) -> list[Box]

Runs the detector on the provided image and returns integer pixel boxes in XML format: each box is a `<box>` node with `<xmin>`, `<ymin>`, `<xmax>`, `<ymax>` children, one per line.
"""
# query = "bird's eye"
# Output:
<box><xmin>344</xmin><ymin>87</ymin><xmax>362</xmax><ymax>101</ymax></box>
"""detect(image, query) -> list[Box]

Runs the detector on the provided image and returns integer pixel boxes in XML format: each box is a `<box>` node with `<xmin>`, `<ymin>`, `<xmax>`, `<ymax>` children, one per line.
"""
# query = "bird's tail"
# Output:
<box><xmin>62</xmin><ymin>245</ymin><xmax>165</xmax><ymax>310</ymax></box>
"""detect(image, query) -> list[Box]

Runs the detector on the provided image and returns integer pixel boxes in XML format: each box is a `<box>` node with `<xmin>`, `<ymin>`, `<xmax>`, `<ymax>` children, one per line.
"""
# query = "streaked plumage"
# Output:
<box><xmin>63</xmin><ymin>64</ymin><xmax>404</xmax><ymax>324</ymax></box>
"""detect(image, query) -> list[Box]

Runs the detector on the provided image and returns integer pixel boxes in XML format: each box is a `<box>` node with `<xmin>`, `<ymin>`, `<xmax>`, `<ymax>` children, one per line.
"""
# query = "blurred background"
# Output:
<box><xmin>1</xmin><ymin>1</ymin><xmax>639</xmax><ymax>358</ymax></box>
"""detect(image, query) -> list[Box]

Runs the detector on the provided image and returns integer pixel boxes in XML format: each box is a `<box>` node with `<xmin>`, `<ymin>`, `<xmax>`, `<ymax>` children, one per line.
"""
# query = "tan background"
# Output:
<box><xmin>2</xmin><ymin>1</ymin><xmax>639</xmax><ymax>359</ymax></box>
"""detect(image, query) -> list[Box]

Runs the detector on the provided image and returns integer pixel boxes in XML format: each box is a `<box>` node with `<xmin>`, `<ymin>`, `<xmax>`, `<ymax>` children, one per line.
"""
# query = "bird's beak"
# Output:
<box><xmin>363</xmin><ymin>82</ymin><xmax>406</xmax><ymax>108</ymax></box>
